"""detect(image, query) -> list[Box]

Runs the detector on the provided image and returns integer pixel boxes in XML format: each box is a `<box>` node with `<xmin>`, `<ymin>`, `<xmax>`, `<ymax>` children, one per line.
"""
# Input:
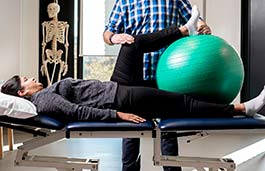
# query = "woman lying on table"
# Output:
<box><xmin>1</xmin><ymin>24</ymin><xmax>264</xmax><ymax>123</ymax></box>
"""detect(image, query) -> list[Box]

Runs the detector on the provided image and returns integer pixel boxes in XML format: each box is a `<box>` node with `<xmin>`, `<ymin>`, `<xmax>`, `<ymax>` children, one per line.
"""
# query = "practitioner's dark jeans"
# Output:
<box><xmin>111</xmin><ymin>26</ymin><xmax>184</xmax><ymax>171</ymax></box>
<box><xmin>122</xmin><ymin>137</ymin><xmax>179</xmax><ymax>171</ymax></box>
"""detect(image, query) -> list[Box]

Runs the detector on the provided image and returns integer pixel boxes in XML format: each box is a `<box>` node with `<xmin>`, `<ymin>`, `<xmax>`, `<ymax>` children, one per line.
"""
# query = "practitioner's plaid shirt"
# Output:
<box><xmin>105</xmin><ymin>0</ymin><xmax>192</xmax><ymax>80</ymax></box>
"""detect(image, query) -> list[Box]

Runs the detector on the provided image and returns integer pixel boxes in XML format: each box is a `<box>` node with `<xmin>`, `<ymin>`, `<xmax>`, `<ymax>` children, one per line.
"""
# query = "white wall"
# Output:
<box><xmin>20</xmin><ymin>0</ymin><xmax>39</xmax><ymax>79</ymax></box>
<box><xmin>0</xmin><ymin>0</ymin><xmax>21</xmax><ymax>80</ymax></box>
<box><xmin>0</xmin><ymin>0</ymin><xmax>39</xmax><ymax>81</ymax></box>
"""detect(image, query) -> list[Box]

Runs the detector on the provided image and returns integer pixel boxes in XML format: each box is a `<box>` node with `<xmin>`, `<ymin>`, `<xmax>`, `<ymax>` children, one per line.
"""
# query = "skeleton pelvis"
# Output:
<box><xmin>45</xmin><ymin>49</ymin><xmax>64</xmax><ymax>63</ymax></box>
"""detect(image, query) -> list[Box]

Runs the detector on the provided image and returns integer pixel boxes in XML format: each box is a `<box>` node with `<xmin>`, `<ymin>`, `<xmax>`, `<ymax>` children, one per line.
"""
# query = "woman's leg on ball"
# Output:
<box><xmin>111</xmin><ymin>26</ymin><xmax>184</xmax><ymax>86</ymax></box>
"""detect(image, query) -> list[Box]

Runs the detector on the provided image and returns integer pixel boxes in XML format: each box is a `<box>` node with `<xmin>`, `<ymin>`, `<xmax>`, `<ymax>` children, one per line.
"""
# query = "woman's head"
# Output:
<box><xmin>1</xmin><ymin>75</ymin><xmax>21</xmax><ymax>96</ymax></box>
<box><xmin>1</xmin><ymin>76</ymin><xmax>43</xmax><ymax>97</ymax></box>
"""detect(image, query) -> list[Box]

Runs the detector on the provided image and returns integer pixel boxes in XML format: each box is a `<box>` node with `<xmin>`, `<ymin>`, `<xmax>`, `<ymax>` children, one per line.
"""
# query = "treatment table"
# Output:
<box><xmin>1</xmin><ymin>114</ymin><xmax>265</xmax><ymax>171</ymax></box>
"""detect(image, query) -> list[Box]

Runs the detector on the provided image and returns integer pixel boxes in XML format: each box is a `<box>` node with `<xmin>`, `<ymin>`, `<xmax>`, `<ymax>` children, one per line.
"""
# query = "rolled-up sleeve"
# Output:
<box><xmin>105</xmin><ymin>0</ymin><xmax>124</xmax><ymax>33</ymax></box>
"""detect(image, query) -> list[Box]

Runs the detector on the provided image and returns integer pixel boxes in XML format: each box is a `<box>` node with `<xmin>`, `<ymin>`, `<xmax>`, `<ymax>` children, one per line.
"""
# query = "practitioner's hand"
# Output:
<box><xmin>197</xmin><ymin>20</ymin><xmax>212</xmax><ymax>35</ymax></box>
<box><xmin>111</xmin><ymin>33</ymin><xmax>135</xmax><ymax>44</ymax></box>
<box><xmin>117</xmin><ymin>111</ymin><xmax>146</xmax><ymax>123</ymax></box>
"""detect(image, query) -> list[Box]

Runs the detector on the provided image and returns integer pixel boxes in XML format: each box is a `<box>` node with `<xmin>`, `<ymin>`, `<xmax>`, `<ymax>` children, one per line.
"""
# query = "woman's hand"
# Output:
<box><xmin>117</xmin><ymin>111</ymin><xmax>146</xmax><ymax>123</ymax></box>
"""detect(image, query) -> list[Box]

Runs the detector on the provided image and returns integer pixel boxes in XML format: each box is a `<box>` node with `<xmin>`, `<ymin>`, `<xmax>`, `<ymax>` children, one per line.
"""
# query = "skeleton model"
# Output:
<box><xmin>41</xmin><ymin>1</ymin><xmax>69</xmax><ymax>86</ymax></box>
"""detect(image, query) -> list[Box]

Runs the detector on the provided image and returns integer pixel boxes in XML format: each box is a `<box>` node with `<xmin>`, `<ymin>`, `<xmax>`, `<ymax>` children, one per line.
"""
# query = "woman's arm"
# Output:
<box><xmin>35</xmin><ymin>93</ymin><xmax>117</xmax><ymax>121</ymax></box>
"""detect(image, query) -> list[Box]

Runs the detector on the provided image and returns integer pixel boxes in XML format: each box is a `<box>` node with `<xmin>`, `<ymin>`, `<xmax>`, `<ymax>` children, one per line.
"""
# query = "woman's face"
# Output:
<box><xmin>19</xmin><ymin>77</ymin><xmax>44</xmax><ymax>96</ymax></box>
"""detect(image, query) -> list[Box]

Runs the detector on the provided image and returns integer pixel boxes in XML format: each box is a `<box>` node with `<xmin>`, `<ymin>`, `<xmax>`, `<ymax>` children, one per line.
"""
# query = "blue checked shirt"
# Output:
<box><xmin>105</xmin><ymin>0</ymin><xmax>192</xmax><ymax>80</ymax></box>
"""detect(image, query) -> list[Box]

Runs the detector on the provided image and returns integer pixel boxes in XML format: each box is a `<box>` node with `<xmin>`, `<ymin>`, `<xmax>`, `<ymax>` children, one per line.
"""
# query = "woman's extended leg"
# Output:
<box><xmin>115</xmin><ymin>85</ymin><xmax>252</xmax><ymax>119</ymax></box>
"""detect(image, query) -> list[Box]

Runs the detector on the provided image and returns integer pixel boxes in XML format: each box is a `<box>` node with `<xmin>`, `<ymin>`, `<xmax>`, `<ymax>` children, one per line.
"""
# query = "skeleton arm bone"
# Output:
<box><xmin>41</xmin><ymin>22</ymin><xmax>48</xmax><ymax>76</ymax></box>
<box><xmin>62</xmin><ymin>22</ymin><xmax>69</xmax><ymax>76</ymax></box>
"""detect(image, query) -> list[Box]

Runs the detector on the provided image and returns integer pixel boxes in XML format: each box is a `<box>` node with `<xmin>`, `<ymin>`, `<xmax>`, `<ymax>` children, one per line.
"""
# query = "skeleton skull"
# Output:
<box><xmin>47</xmin><ymin>2</ymin><xmax>60</xmax><ymax>18</ymax></box>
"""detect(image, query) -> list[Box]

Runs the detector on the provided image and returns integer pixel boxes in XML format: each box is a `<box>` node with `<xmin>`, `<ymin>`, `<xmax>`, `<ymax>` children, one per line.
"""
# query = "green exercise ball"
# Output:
<box><xmin>156</xmin><ymin>35</ymin><xmax>244</xmax><ymax>103</ymax></box>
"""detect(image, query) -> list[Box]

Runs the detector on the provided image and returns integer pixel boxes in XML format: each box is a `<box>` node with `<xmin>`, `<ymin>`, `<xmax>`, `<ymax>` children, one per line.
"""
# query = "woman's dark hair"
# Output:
<box><xmin>0</xmin><ymin>75</ymin><xmax>22</xmax><ymax>96</ymax></box>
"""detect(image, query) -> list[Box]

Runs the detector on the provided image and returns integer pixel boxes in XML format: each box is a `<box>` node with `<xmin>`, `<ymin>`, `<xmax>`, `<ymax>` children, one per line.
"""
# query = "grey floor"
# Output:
<box><xmin>237</xmin><ymin>153</ymin><xmax>265</xmax><ymax>171</ymax></box>
<box><xmin>0</xmin><ymin>129</ymin><xmax>122</xmax><ymax>171</ymax></box>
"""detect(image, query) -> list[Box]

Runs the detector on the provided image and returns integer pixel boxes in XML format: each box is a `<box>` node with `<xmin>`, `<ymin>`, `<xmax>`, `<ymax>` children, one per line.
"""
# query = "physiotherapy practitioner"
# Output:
<box><xmin>103</xmin><ymin>1</ymin><xmax>211</xmax><ymax>171</ymax></box>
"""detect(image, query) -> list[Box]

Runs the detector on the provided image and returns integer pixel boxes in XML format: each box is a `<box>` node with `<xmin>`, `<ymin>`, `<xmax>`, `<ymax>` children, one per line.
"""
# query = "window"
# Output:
<box><xmin>80</xmin><ymin>0</ymin><xmax>119</xmax><ymax>81</ymax></box>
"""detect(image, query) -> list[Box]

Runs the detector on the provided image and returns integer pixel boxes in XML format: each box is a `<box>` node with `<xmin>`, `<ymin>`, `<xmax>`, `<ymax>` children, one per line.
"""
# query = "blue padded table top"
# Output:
<box><xmin>0</xmin><ymin>114</ymin><xmax>154</xmax><ymax>131</ymax></box>
<box><xmin>66</xmin><ymin>120</ymin><xmax>154</xmax><ymax>131</ymax></box>
<box><xmin>159</xmin><ymin>117</ymin><xmax>265</xmax><ymax>131</ymax></box>
<box><xmin>0</xmin><ymin>115</ymin><xmax>65</xmax><ymax>130</ymax></box>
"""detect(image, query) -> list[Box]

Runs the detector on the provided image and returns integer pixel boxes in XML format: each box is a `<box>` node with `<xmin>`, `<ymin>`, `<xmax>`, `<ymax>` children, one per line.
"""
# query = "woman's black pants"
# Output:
<box><xmin>115</xmin><ymin>85</ymin><xmax>239</xmax><ymax>119</ymax></box>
